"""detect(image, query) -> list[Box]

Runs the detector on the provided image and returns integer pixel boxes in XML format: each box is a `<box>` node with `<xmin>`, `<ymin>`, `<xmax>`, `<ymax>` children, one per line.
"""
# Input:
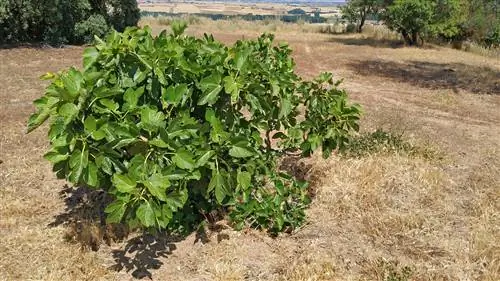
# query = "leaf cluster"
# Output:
<box><xmin>28</xmin><ymin>25</ymin><xmax>361</xmax><ymax>234</ymax></box>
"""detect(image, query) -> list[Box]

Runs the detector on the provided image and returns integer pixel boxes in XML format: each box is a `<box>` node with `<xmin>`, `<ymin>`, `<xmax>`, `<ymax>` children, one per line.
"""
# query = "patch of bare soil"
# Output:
<box><xmin>1</xmin><ymin>25</ymin><xmax>499</xmax><ymax>281</ymax></box>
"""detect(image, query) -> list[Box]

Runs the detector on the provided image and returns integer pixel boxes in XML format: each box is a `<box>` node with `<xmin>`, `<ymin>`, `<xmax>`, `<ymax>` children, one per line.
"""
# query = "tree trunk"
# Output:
<box><xmin>411</xmin><ymin>32</ymin><xmax>419</xmax><ymax>46</ymax></box>
<box><xmin>357</xmin><ymin>10</ymin><xmax>366</xmax><ymax>33</ymax></box>
<box><xmin>358</xmin><ymin>15</ymin><xmax>365</xmax><ymax>33</ymax></box>
<box><xmin>402</xmin><ymin>30</ymin><xmax>412</xmax><ymax>45</ymax></box>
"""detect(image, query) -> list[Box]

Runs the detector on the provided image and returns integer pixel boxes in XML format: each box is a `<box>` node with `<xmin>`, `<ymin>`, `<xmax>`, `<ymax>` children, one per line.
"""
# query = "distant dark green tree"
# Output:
<box><xmin>288</xmin><ymin>8</ymin><xmax>307</xmax><ymax>15</ymax></box>
<box><xmin>0</xmin><ymin>0</ymin><xmax>140</xmax><ymax>45</ymax></box>
<box><xmin>108</xmin><ymin>0</ymin><xmax>141</xmax><ymax>32</ymax></box>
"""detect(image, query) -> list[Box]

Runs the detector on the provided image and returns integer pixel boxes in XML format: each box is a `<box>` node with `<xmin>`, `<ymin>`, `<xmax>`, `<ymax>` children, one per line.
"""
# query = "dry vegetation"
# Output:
<box><xmin>1</xmin><ymin>19</ymin><xmax>499</xmax><ymax>281</ymax></box>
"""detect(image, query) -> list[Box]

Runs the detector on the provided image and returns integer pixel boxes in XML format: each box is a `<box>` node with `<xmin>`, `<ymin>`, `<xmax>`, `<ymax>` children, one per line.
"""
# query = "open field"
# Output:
<box><xmin>139</xmin><ymin>1</ymin><xmax>341</xmax><ymax>16</ymax></box>
<box><xmin>1</xmin><ymin>19</ymin><xmax>499</xmax><ymax>281</ymax></box>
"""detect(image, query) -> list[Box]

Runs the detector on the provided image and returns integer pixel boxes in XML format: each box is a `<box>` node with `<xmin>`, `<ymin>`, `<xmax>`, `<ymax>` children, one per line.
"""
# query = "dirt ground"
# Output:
<box><xmin>0</xmin><ymin>21</ymin><xmax>499</xmax><ymax>281</ymax></box>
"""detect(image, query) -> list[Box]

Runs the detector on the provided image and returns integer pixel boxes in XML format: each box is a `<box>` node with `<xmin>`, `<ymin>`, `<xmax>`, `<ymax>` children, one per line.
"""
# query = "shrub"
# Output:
<box><xmin>27</xmin><ymin>24</ymin><xmax>361</xmax><ymax>234</ymax></box>
<box><xmin>74</xmin><ymin>14</ymin><xmax>110</xmax><ymax>44</ymax></box>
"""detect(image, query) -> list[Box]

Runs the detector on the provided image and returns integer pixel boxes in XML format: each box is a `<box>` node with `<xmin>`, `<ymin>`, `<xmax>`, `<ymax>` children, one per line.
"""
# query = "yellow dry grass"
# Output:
<box><xmin>0</xmin><ymin>20</ymin><xmax>499</xmax><ymax>281</ymax></box>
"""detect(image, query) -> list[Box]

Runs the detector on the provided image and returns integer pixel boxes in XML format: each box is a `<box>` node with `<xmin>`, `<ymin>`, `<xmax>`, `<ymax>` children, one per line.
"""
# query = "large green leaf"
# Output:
<box><xmin>229</xmin><ymin>144</ymin><xmax>254</xmax><ymax>158</ymax></box>
<box><xmin>105</xmin><ymin>200</ymin><xmax>126</xmax><ymax>224</ymax></box>
<box><xmin>69</xmin><ymin>149</ymin><xmax>88</xmax><ymax>183</ymax></box>
<box><xmin>112</xmin><ymin>174</ymin><xmax>137</xmax><ymax>193</ymax></box>
<box><xmin>197</xmin><ymin>73</ymin><xmax>222</xmax><ymax>105</ymax></box>
<box><xmin>195</xmin><ymin>150</ymin><xmax>215</xmax><ymax>167</ymax></box>
<box><xmin>173</xmin><ymin>150</ymin><xmax>196</xmax><ymax>170</ymax></box>
<box><xmin>123</xmin><ymin>87</ymin><xmax>144</xmax><ymax>109</ymax></box>
<box><xmin>237</xmin><ymin>170</ymin><xmax>252</xmax><ymax>190</ymax></box>
<box><xmin>279</xmin><ymin>96</ymin><xmax>292</xmax><ymax>118</ymax></box>
<box><xmin>84</xmin><ymin>116</ymin><xmax>97</xmax><ymax>133</ymax></box>
<box><xmin>60</xmin><ymin>68</ymin><xmax>83</xmax><ymax>99</ymax></box>
<box><xmin>83</xmin><ymin>47</ymin><xmax>99</xmax><ymax>70</ymax></box>
<box><xmin>208</xmin><ymin>171</ymin><xmax>227</xmax><ymax>203</ymax></box>
<box><xmin>139</xmin><ymin>107</ymin><xmax>166</xmax><ymax>132</ymax></box>
<box><xmin>27</xmin><ymin>96</ymin><xmax>59</xmax><ymax>133</ymax></box>
<box><xmin>234</xmin><ymin>48</ymin><xmax>250</xmax><ymax>71</ymax></box>
<box><xmin>136</xmin><ymin>202</ymin><xmax>156</xmax><ymax>227</ymax></box>
<box><xmin>223</xmin><ymin>75</ymin><xmax>240</xmax><ymax>103</ymax></box>
<box><xmin>84</xmin><ymin>162</ymin><xmax>99</xmax><ymax>187</ymax></box>
<box><xmin>162</xmin><ymin>84</ymin><xmax>188</xmax><ymax>106</ymax></box>
<box><xmin>44</xmin><ymin>150</ymin><xmax>69</xmax><ymax>164</ymax></box>
<box><xmin>143</xmin><ymin>173</ymin><xmax>170</xmax><ymax>201</ymax></box>
<box><xmin>58</xmin><ymin>103</ymin><xmax>78</xmax><ymax>123</ymax></box>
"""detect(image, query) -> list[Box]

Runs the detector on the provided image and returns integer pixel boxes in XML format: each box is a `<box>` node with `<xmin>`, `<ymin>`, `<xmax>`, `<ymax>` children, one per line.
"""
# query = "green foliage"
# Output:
<box><xmin>342</xmin><ymin>0</ymin><xmax>383</xmax><ymax>33</ymax></box>
<box><xmin>383</xmin><ymin>0</ymin><xmax>498</xmax><ymax>47</ymax></box>
<box><xmin>107</xmin><ymin>0</ymin><xmax>141</xmax><ymax>32</ymax></box>
<box><xmin>0</xmin><ymin>0</ymin><xmax>139</xmax><ymax>45</ymax></box>
<box><xmin>377</xmin><ymin>260</ymin><xmax>413</xmax><ymax>281</ymax></box>
<box><xmin>74</xmin><ymin>14</ymin><xmax>110</xmax><ymax>44</ymax></box>
<box><xmin>384</xmin><ymin>0</ymin><xmax>435</xmax><ymax>46</ymax></box>
<box><xmin>341</xmin><ymin>129</ymin><xmax>439</xmax><ymax>160</ymax></box>
<box><xmin>461</xmin><ymin>0</ymin><xmax>500</xmax><ymax>47</ymax></box>
<box><xmin>341</xmin><ymin>130</ymin><xmax>412</xmax><ymax>157</ymax></box>
<box><xmin>27</xmin><ymin>25</ymin><xmax>361</xmax><ymax>234</ymax></box>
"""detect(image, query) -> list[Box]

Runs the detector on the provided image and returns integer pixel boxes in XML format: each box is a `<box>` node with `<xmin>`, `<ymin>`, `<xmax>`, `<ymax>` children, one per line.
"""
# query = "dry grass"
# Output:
<box><xmin>1</xmin><ymin>20</ymin><xmax>499</xmax><ymax>281</ymax></box>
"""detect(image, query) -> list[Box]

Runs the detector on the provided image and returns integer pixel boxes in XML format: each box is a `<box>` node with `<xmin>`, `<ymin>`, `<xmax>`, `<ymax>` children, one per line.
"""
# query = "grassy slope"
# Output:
<box><xmin>0</xmin><ymin>20</ymin><xmax>499</xmax><ymax>281</ymax></box>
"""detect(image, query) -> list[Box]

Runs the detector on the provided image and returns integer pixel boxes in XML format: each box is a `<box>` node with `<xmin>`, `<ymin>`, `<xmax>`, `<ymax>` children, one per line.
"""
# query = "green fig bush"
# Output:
<box><xmin>28</xmin><ymin>24</ymin><xmax>361</xmax><ymax>235</ymax></box>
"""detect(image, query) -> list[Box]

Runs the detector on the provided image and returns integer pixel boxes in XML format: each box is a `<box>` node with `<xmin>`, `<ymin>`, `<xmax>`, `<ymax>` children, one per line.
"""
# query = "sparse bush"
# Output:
<box><xmin>185</xmin><ymin>15</ymin><xmax>201</xmax><ymax>25</ymax></box>
<box><xmin>346</xmin><ymin>23</ymin><xmax>358</xmax><ymax>33</ymax></box>
<box><xmin>342</xmin><ymin>129</ymin><xmax>437</xmax><ymax>159</ymax></box>
<box><xmin>157</xmin><ymin>16</ymin><xmax>172</xmax><ymax>26</ymax></box>
<box><xmin>27</xmin><ymin>24</ymin><xmax>361</xmax><ymax>234</ymax></box>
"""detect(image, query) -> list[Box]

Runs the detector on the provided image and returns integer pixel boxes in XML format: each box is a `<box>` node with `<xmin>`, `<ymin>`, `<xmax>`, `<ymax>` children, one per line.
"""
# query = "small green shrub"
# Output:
<box><xmin>346</xmin><ymin>23</ymin><xmax>357</xmax><ymax>33</ymax></box>
<box><xmin>27</xmin><ymin>24</ymin><xmax>361</xmax><ymax>234</ymax></box>
<box><xmin>342</xmin><ymin>129</ymin><xmax>437</xmax><ymax>159</ymax></box>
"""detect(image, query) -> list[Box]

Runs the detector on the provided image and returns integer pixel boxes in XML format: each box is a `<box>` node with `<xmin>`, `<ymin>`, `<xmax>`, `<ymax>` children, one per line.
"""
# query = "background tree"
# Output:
<box><xmin>460</xmin><ymin>0</ymin><xmax>500</xmax><ymax>47</ymax></box>
<box><xmin>0</xmin><ymin>0</ymin><xmax>140</xmax><ymax>45</ymax></box>
<box><xmin>383</xmin><ymin>0</ymin><xmax>498</xmax><ymax>47</ymax></box>
<box><xmin>383</xmin><ymin>0</ymin><xmax>434</xmax><ymax>46</ymax></box>
<box><xmin>341</xmin><ymin>0</ymin><xmax>383</xmax><ymax>33</ymax></box>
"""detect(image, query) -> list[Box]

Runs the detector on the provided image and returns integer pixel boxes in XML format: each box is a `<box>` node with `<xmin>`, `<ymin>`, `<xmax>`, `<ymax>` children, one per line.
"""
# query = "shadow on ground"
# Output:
<box><xmin>110</xmin><ymin>233</ymin><xmax>181</xmax><ymax>279</ymax></box>
<box><xmin>347</xmin><ymin>60</ymin><xmax>500</xmax><ymax>94</ymax></box>
<box><xmin>46</xmin><ymin>154</ymin><xmax>321</xmax><ymax>279</ymax></box>
<box><xmin>329</xmin><ymin>36</ymin><xmax>405</xmax><ymax>49</ymax></box>
<box><xmin>47</xmin><ymin>185</ymin><xmax>228</xmax><ymax>279</ymax></box>
<box><xmin>48</xmin><ymin>185</ymin><xmax>111</xmax><ymax>228</ymax></box>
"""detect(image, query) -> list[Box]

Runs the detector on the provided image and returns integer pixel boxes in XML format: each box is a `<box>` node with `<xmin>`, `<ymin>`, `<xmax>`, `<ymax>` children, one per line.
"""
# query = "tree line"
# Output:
<box><xmin>342</xmin><ymin>0</ymin><xmax>500</xmax><ymax>47</ymax></box>
<box><xmin>0</xmin><ymin>0</ymin><xmax>140</xmax><ymax>45</ymax></box>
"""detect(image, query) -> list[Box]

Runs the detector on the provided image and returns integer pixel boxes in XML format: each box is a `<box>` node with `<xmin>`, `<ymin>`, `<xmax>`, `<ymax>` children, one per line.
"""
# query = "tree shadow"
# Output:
<box><xmin>110</xmin><ymin>233</ymin><xmax>181</xmax><ymax>279</ymax></box>
<box><xmin>347</xmin><ymin>59</ymin><xmax>500</xmax><ymax>94</ymax></box>
<box><xmin>48</xmin><ymin>185</ymin><xmax>111</xmax><ymax>228</ymax></box>
<box><xmin>329</xmin><ymin>36</ymin><xmax>405</xmax><ymax>49</ymax></box>
<box><xmin>48</xmin><ymin>185</ymin><xmax>226</xmax><ymax>279</ymax></box>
